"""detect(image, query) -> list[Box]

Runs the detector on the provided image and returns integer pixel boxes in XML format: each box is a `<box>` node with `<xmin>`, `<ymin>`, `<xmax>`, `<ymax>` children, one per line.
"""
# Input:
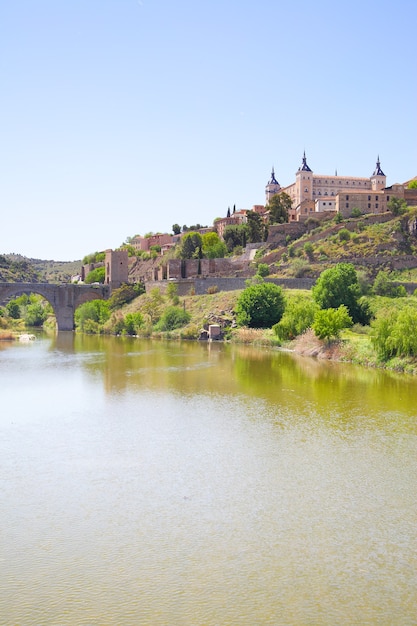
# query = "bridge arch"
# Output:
<box><xmin>0</xmin><ymin>283</ymin><xmax>110</xmax><ymax>331</ymax></box>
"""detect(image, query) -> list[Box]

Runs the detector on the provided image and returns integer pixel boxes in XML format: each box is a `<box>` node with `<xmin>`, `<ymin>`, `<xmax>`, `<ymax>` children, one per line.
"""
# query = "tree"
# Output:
<box><xmin>74</xmin><ymin>300</ymin><xmax>110</xmax><ymax>332</ymax></box>
<box><xmin>85</xmin><ymin>267</ymin><xmax>105</xmax><ymax>284</ymax></box>
<box><xmin>371</xmin><ymin>307</ymin><xmax>417</xmax><ymax>359</ymax></box>
<box><xmin>246</xmin><ymin>211</ymin><xmax>267</xmax><ymax>243</ymax></box>
<box><xmin>408</xmin><ymin>180</ymin><xmax>417</xmax><ymax>189</ymax></box>
<box><xmin>156</xmin><ymin>306</ymin><xmax>191</xmax><ymax>331</ymax></box>
<box><xmin>223</xmin><ymin>224</ymin><xmax>248</xmax><ymax>252</ymax></box>
<box><xmin>6</xmin><ymin>300</ymin><xmax>20</xmax><ymax>319</ymax></box>
<box><xmin>123</xmin><ymin>312</ymin><xmax>144</xmax><ymax>335</ymax></box>
<box><xmin>312</xmin><ymin>263</ymin><xmax>371</xmax><ymax>324</ymax></box>
<box><xmin>273</xmin><ymin>295</ymin><xmax>318</xmax><ymax>340</ymax></box>
<box><xmin>312</xmin><ymin>305</ymin><xmax>353</xmax><ymax>342</ymax></box>
<box><xmin>25</xmin><ymin>301</ymin><xmax>47</xmax><ymax>326</ymax></box>
<box><xmin>202</xmin><ymin>232</ymin><xmax>227</xmax><ymax>259</ymax></box>
<box><xmin>268</xmin><ymin>192</ymin><xmax>292</xmax><ymax>224</ymax></box>
<box><xmin>373</xmin><ymin>270</ymin><xmax>407</xmax><ymax>297</ymax></box>
<box><xmin>236</xmin><ymin>282</ymin><xmax>285</xmax><ymax>328</ymax></box>
<box><xmin>256</xmin><ymin>263</ymin><xmax>270</xmax><ymax>278</ymax></box>
<box><xmin>172</xmin><ymin>223</ymin><xmax>181</xmax><ymax>235</ymax></box>
<box><xmin>177</xmin><ymin>232</ymin><xmax>203</xmax><ymax>259</ymax></box>
<box><xmin>388</xmin><ymin>197</ymin><xmax>407</xmax><ymax>216</ymax></box>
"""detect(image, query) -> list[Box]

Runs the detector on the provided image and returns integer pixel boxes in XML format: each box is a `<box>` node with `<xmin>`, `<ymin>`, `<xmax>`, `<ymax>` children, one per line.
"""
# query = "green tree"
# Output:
<box><xmin>123</xmin><ymin>312</ymin><xmax>144</xmax><ymax>335</ymax></box>
<box><xmin>246</xmin><ymin>211</ymin><xmax>267</xmax><ymax>243</ymax></box>
<box><xmin>388</xmin><ymin>197</ymin><xmax>407</xmax><ymax>216</ymax></box>
<box><xmin>74</xmin><ymin>300</ymin><xmax>110</xmax><ymax>332</ymax></box>
<box><xmin>273</xmin><ymin>295</ymin><xmax>318</xmax><ymax>340</ymax></box>
<box><xmin>312</xmin><ymin>263</ymin><xmax>371</xmax><ymax>324</ymax></box>
<box><xmin>371</xmin><ymin>307</ymin><xmax>417</xmax><ymax>359</ymax></box>
<box><xmin>312</xmin><ymin>305</ymin><xmax>353</xmax><ymax>342</ymax></box>
<box><xmin>223</xmin><ymin>224</ymin><xmax>248</xmax><ymax>252</ymax></box>
<box><xmin>141</xmin><ymin>287</ymin><xmax>164</xmax><ymax>324</ymax></box>
<box><xmin>236</xmin><ymin>283</ymin><xmax>285</xmax><ymax>328</ymax></box>
<box><xmin>268</xmin><ymin>192</ymin><xmax>292</xmax><ymax>224</ymax></box>
<box><xmin>407</xmin><ymin>180</ymin><xmax>417</xmax><ymax>189</ymax></box>
<box><xmin>373</xmin><ymin>270</ymin><xmax>407</xmax><ymax>297</ymax></box>
<box><xmin>172</xmin><ymin>223</ymin><xmax>181</xmax><ymax>235</ymax></box>
<box><xmin>108</xmin><ymin>283</ymin><xmax>145</xmax><ymax>310</ymax></box>
<box><xmin>85</xmin><ymin>267</ymin><xmax>105</xmax><ymax>284</ymax></box>
<box><xmin>202</xmin><ymin>232</ymin><xmax>227</xmax><ymax>258</ymax></box>
<box><xmin>25</xmin><ymin>302</ymin><xmax>47</xmax><ymax>327</ymax></box>
<box><xmin>155</xmin><ymin>306</ymin><xmax>191</xmax><ymax>331</ymax></box>
<box><xmin>6</xmin><ymin>300</ymin><xmax>20</xmax><ymax>319</ymax></box>
<box><xmin>177</xmin><ymin>232</ymin><xmax>203</xmax><ymax>259</ymax></box>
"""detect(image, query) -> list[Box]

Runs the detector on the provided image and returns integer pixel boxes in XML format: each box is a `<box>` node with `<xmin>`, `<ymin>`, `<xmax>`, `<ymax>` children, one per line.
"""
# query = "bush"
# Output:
<box><xmin>373</xmin><ymin>271</ymin><xmax>407</xmax><ymax>298</ymax></box>
<box><xmin>303</xmin><ymin>242</ymin><xmax>314</xmax><ymax>260</ymax></box>
<box><xmin>207</xmin><ymin>285</ymin><xmax>219</xmax><ymax>294</ymax></box>
<box><xmin>236</xmin><ymin>283</ymin><xmax>285</xmax><ymax>328</ymax></box>
<box><xmin>312</xmin><ymin>305</ymin><xmax>353</xmax><ymax>342</ymax></box>
<box><xmin>108</xmin><ymin>283</ymin><xmax>145</xmax><ymax>310</ymax></box>
<box><xmin>338</xmin><ymin>228</ymin><xmax>351</xmax><ymax>242</ymax></box>
<box><xmin>75</xmin><ymin>300</ymin><xmax>110</xmax><ymax>332</ymax></box>
<box><xmin>351</xmin><ymin>207</ymin><xmax>362</xmax><ymax>218</ymax></box>
<box><xmin>273</xmin><ymin>296</ymin><xmax>318</xmax><ymax>340</ymax></box>
<box><xmin>85</xmin><ymin>267</ymin><xmax>105</xmax><ymax>284</ymax></box>
<box><xmin>371</xmin><ymin>307</ymin><xmax>417</xmax><ymax>359</ymax></box>
<box><xmin>256</xmin><ymin>263</ymin><xmax>270</xmax><ymax>277</ymax></box>
<box><xmin>155</xmin><ymin>306</ymin><xmax>191</xmax><ymax>331</ymax></box>
<box><xmin>123</xmin><ymin>312</ymin><xmax>144</xmax><ymax>335</ymax></box>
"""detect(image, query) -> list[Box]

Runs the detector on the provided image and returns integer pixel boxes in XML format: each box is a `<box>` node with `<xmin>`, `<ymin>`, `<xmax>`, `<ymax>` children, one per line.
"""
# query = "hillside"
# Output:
<box><xmin>0</xmin><ymin>254</ymin><xmax>82</xmax><ymax>283</ymax></box>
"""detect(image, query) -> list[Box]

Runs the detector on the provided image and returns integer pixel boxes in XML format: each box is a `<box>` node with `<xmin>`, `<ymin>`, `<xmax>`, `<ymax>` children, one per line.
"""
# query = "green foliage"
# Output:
<box><xmin>388</xmin><ymin>197</ymin><xmax>407</xmax><ymax>216</ymax></box>
<box><xmin>177</xmin><ymin>232</ymin><xmax>203</xmax><ymax>259</ymax></box>
<box><xmin>351</xmin><ymin>207</ymin><xmax>362</xmax><ymax>218</ymax></box>
<box><xmin>223</xmin><ymin>224</ymin><xmax>248</xmax><ymax>253</ymax></box>
<box><xmin>371</xmin><ymin>307</ymin><xmax>417</xmax><ymax>359</ymax></box>
<box><xmin>155</xmin><ymin>306</ymin><xmax>191</xmax><ymax>331</ymax></box>
<box><xmin>172</xmin><ymin>223</ymin><xmax>181</xmax><ymax>235</ymax></box>
<box><xmin>75</xmin><ymin>300</ymin><xmax>110</xmax><ymax>332</ymax></box>
<box><xmin>82</xmin><ymin>251</ymin><xmax>105</xmax><ymax>265</ymax></box>
<box><xmin>123</xmin><ymin>312</ymin><xmax>144</xmax><ymax>335</ymax></box>
<box><xmin>408</xmin><ymin>180</ymin><xmax>417</xmax><ymax>189</ymax></box>
<box><xmin>312</xmin><ymin>263</ymin><xmax>371</xmax><ymax>324</ymax></box>
<box><xmin>273</xmin><ymin>296</ymin><xmax>318</xmax><ymax>340</ymax></box>
<box><xmin>256</xmin><ymin>263</ymin><xmax>270</xmax><ymax>277</ymax></box>
<box><xmin>303</xmin><ymin>242</ymin><xmax>314</xmax><ymax>260</ymax></box>
<box><xmin>25</xmin><ymin>301</ymin><xmax>47</xmax><ymax>326</ymax></box>
<box><xmin>85</xmin><ymin>267</ymin><xmax>105</xmax><ymax>284</ymax></box>
<box><xmin>140</xmin><ymin>288</ymin><xmax>164</xmax><ymax>323</ymax></box>
<box><xmin>246</xmin><ymin>211</ymin><xmax>268</xmax><ymax>243</ymax></box>
<box><xmin>313</xmin><ymin>305</ymin><xmax>353</xmax><ymax>341</ymax></box>
<box><xmin>236</xmin><ymin>283</ymin><xmax>285</xmax><ymax>328</ymax></box>
<box><xmin>373</xmin><ymin>270</ymin><xmax>407</xmax><ymax>297</ymax></box>
<box><xmin>334</xmin><ymin>212</ymin><xmax>343</xmax><ymax>223</ymax></box>
<box><xmin>166</xmin><ymin>282</ymin><xmax>178</xmax><ymax>301</ymax></box>
<box><xmin>108</xmin><ymin>282</ymin><xmax>145</xmax><ymax>310</ymax></box>
<box><xmin>6</xmin><ymin>300</ymin><xmax>20</xmax><ymax>319</ymax></box>
<box><xmin>338</xmin><ymin>228</ymin><xmax>351</xmax><ymax>242</ymax></box>
<box><xmin>202</xmin><ymin>232</ymin><xmax>227</xmax><ymax>258</ymax></box>
<box><xmin>268</xmin><ymin>192</ymin><xmax>292</xmax><ymax>224</ymax></box>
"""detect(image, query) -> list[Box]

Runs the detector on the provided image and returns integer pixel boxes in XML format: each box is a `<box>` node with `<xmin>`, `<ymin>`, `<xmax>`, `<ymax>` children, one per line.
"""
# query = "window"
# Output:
<box><xmin>346</xmin><ymin>195</ymin><xmax>349</xmax><ymax>200</ymax></box>
<box><xmin>368</xmin><ymin>195</ymin><xmax>371</xmax><ymax>201</ymax></box>
<box><xmin>368</xmin><ymin>203</ymin><xmax>371</xmax><ymax>209</ymax></box>
<box><xmin>387</xmin><ymin>195</ymin><xmax>390</xmax><ymax>201</ymax></box>
<box><xmin>305</xmin><ymin>188</ymin><xmax>308</xmax><ymax>192</ymax></box>
<box><xmin>323</xmin><ymin>202</ymin><xmax>326</xmax><ymax>206</ymax></box>
<box><xmin>376</xmin><ymin>203</ymin><xmax>378</xmax><ymax>209</ymax></box>
<box><xmin>376</xmin><ymin>196</ymin><xmax>378</xmax><ymax>201</ymax></box>
<box><xmin>346</xmin><ymin>203</ymin><xmax>349</xmax><ymax>208</ymax></box>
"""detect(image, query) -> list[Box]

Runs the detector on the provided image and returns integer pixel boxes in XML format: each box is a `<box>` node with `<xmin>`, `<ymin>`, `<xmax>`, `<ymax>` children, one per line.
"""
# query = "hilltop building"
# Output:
<box><xmin>265</xmin><ymin>153</ymin><xmax>393</xmax><ymax>220</ymax></box>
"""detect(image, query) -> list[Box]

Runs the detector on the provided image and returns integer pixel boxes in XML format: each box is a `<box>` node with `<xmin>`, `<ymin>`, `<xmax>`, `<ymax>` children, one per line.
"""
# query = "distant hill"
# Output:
<box><xmin>0</xmin><ymin>254</ymin><xmax>82</xmax><ymax>283</ymax></box>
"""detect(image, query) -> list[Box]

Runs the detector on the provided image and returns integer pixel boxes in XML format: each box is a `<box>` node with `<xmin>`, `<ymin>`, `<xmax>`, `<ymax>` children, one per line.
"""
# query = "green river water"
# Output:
<box><xmin>0</xmin><ymin>333</ymin><xmax>416</xmax><ymax>625</ymax></box>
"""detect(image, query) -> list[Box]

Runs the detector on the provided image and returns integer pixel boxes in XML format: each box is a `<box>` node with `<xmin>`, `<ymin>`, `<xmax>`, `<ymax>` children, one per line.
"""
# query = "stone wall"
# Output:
<box><xmin>267</xmin><ymin>222</ymin><xmax>307</xmax><ymax>246</ymax></box>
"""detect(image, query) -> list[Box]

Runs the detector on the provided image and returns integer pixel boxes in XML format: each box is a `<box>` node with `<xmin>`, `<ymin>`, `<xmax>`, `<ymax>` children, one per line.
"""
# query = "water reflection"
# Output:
<box><xmin>1</xmin><ymin>334</ymin><xmax>416</xmax><ymax>625</ymax></box>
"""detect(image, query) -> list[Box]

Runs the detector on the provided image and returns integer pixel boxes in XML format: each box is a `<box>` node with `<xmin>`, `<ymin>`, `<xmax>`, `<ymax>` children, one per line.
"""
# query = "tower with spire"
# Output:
<box><xmin>265</xmin><ymin>167</ymin><xmax>281</xmax><ymax>204</ymax></box>
<box><xmin>295</xmin><ymin>151</ymin><xmax>313</xmax><ymax>206</ymax></box>
<box><xmin>370</xmin><ymin>155</ymin><xmax>386</xmax><ymax>191</ymax></box>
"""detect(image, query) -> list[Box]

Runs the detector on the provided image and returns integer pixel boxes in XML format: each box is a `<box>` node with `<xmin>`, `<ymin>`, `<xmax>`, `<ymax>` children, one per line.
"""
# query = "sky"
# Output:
<box><xmin>1</xmin><ymin>0</ymin><xmax>416</xmax><ymax>261</ymax></box>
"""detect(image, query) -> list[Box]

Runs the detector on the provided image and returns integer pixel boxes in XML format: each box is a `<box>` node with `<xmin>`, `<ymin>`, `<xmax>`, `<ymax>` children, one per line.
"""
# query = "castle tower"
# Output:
<box><xmin>265</xmin><ymin>167</ymin><xmax>281</xmax><ymax>204</ymax></box>
<box><xmin>370</xmin><ymin>155</ymin><xmax>386</xmax><ymax>191</ymax></box>
<box><xmin>294</xmin><ymin>151</ymin><xmax>313</xmax><ymax>206</ymax></box>
<box><xmin>105</xmin><ymin>249</ymin><xmax>129</xmax><ymax>290</ymax></box>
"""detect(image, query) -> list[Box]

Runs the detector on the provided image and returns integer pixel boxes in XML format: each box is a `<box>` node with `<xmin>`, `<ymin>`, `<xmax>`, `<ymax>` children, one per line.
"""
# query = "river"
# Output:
<box><xmin>0</xmin><ymin>334</ymin><xmax>416</xmax><ymax>625</ymax></box>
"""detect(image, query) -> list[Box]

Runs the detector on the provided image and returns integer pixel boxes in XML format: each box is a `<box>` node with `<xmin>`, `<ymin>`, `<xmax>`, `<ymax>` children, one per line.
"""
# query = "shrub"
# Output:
<box><xmin>351</xmin><ymin>207</ymin><xmax>362</xmax><ymax>218</ymax></box>
<box><xmin>155</xmin><ymin>306</ymin><xmax>191</xmax><ymax>331</ymax></box>
<box><xmin>273</xmin><ymin>296</ymin><xmax>318</xmax><ymax>340</ymax></box>
<box><xmin>123</xmin><ymin>312</ymin><xmax>144</xmax><ymax>335</ymax></box>
<box><xmin>207</xmin><ymin>285</ymin><xmax>219</xmax><ymax>294</ymax></box>
<box><xmin>373</xmin><ymin>271</ymin><xmax>407</xmax><ymax>298</ymax></box>
<box><xmin>108</xmin><ymin>282</ymin><xmax>145</xmax><ymax>310</ymax></box>
<box><xmin>371</xmin><ymin>307</ymin><xmax>417</xmax><ymax>359</ymax></box>
<box><xmin>303</xmin><ymin>242</ymin><xmax>314</xmax><ymax>260</ymax></box>
<box><xmin>338</xmin><ymin>228</ymin><xmax>351</xmax><ymax>242</ymax></box>
<box><xmin>256</xmin><ymin>263</ymin><xmax>270</xmax><ymax>277</ymax></box>
<box><xmin>74</xmin><ymin>300</ymin><xmax>110</xmax><ymax>332</ymax></box>
<box><xmin>85</xmin><ymin>267</ymin><xmax>105</xmax><ymax>284</ymax></box>
<box><xmin>6</xmin><ymin>301</ymin><xmax>21</xmax><ymax>319</ymax></box>
<box><xmin>312</xmin><ymin>305</ymin><xmax>353</xmax><ymax>342</ymax></box>
<box><xmin>236</xmin><ymin>283</ymin><xmax>285</xmax><ymax>328</ymax></box>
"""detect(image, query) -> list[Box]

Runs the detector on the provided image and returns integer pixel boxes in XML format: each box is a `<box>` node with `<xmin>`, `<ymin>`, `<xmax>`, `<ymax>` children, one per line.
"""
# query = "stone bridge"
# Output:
<box><xmin>0</xmin><ymin>283</ymin><xmax>110</xmax><ymax>331</ymax></box>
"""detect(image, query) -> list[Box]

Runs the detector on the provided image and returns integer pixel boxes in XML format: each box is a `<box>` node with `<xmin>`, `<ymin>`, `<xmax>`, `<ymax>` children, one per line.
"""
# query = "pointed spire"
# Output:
<box><xmin>233</xmin><ymin>204</ymin><xmax>236</xmax><ymax>214</ymax></box>
<box><xmin>227</xmin><ymin>206</ymin><xmax>231</xmax><ymax>218</ymax></box>
<box><xmin>298</xmin><ymin>150</ymin><xmax>312</xmax><ymax>172</ymax></box>
<box><xmin>268</xmin><ymin>167</ymin><xmax>279</xmax><ymax>185</ymax></box>
<box><xmin>373</xmin><ymin>155</ymin><xmax>385</xmax><ymax>176</ymax></box>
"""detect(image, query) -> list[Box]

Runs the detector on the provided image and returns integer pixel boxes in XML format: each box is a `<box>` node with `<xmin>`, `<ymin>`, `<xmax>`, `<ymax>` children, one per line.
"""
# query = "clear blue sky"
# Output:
<box><xmin>1</xmin><ymin>0</ymin><xmax>416</xmax><ymax>261</ymax></box>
